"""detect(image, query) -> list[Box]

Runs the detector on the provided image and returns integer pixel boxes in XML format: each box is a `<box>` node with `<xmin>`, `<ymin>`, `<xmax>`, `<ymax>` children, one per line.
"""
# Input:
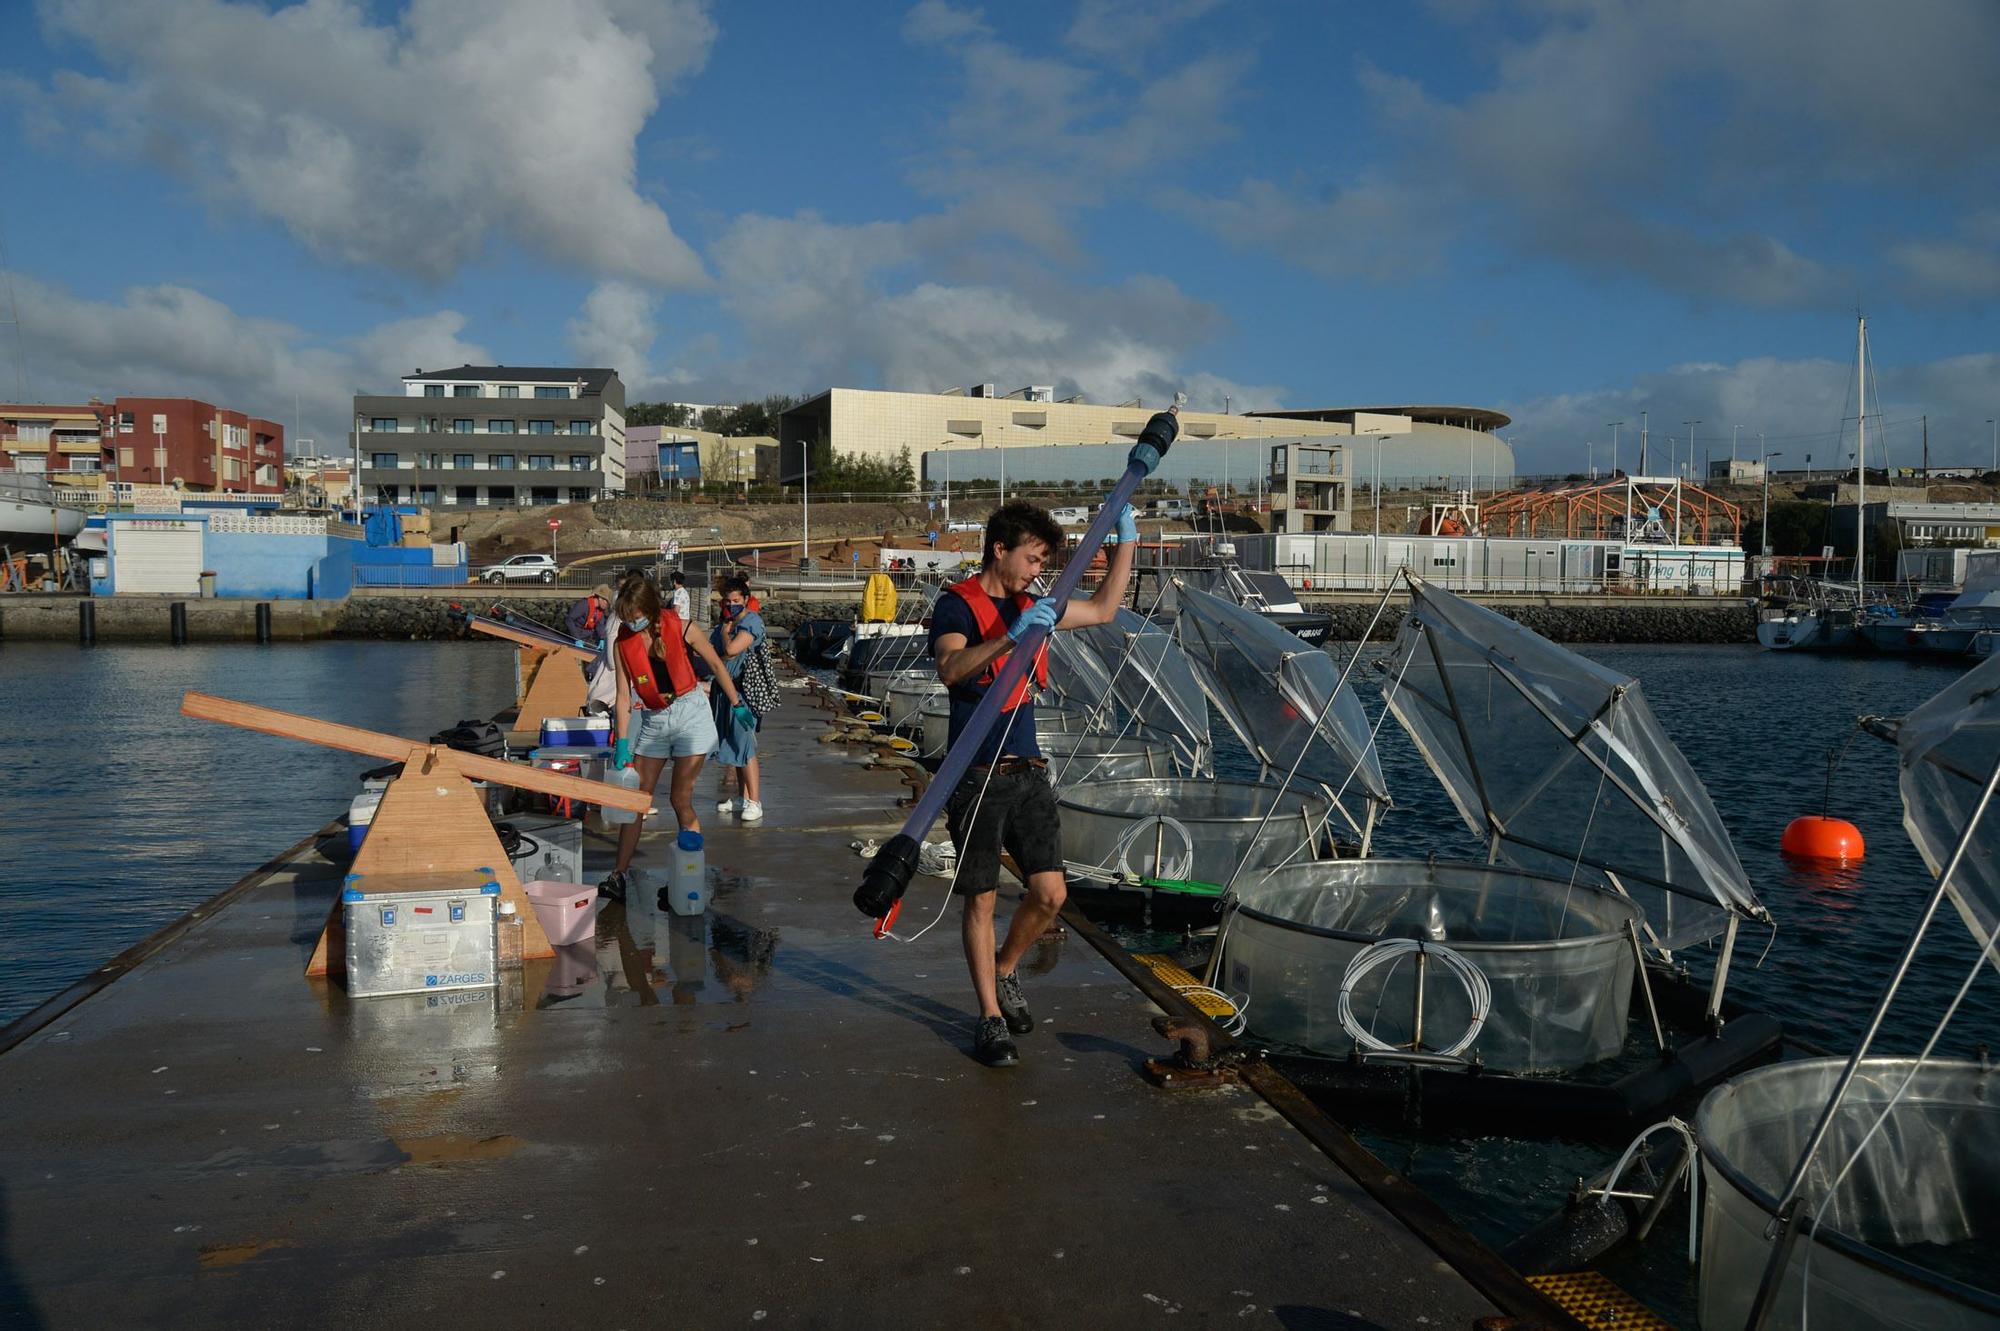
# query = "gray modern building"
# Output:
<box><xmin>354</xmin><ymin>366</ymin><xmax>627</xmax><ymax>509</ymax></box>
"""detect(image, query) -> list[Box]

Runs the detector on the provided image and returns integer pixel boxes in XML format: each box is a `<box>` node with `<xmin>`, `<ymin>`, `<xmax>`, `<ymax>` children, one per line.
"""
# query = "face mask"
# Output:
<box><xmin>723</xmin><ymin>602</ymin><xmax>742</xmax><ymax>618</ymax></box>
<box><xmin>626</xmin><ymin>615</ymin><xmax>650</xmax><ymax>632</ymax></box>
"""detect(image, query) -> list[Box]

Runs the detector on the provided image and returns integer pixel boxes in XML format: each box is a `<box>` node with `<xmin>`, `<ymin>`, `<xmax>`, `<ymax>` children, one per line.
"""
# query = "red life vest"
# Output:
<box><xmin>583</xmin><ymin>598</ymin><xmax>602</xmax><ymax>630</ymax></box>
<box><xmin>946</xmin><ymin>576</ymin><xmax>1049</xmax><ymax>711</ymax></box>
<box><xmin>616</xmin><ymin>613</ymin><xmax>697</xmax><ymax>710</ymax></box>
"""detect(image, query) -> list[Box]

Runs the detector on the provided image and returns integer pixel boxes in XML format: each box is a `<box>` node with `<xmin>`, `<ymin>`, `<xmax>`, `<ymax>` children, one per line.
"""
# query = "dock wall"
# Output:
<box><xmin>0</xmin><ymin>590</ymin><xmax>1758</xmax><ymax>644</ymax></box>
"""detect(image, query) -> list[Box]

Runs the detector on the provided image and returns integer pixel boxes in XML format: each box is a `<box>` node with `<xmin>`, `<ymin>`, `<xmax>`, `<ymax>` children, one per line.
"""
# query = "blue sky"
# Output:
<box><xmin>3</xmin><ymin>0</ymin><xmax>1999</xmax><ymax>474</ymax></box>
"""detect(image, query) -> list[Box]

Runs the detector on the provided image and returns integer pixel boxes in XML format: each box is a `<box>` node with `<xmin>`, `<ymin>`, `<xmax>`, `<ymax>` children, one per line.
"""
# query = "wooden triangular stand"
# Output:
<box><xmin>179</xmin><ymin>692</ymin><xmax>652</xmax><ymax>983</ymax></box>
<box><xmin>464</xmin><ymin>615</ymin><xmax>593</xmax><ymax>738</ymax></box>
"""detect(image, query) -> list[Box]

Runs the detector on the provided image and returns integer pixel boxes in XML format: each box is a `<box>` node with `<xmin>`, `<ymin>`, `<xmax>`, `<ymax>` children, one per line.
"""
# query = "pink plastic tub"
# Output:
<box><xmin>524</xmin><ymin>880</ymin><xmax>599</xmax><ymax>946</ymax></box>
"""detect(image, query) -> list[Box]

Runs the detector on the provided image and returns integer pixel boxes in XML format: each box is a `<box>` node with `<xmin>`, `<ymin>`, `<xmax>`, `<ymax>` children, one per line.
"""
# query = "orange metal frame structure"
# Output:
<box><xmin>1480</xmin><ymin>478</ymin><xmax>1743</xmax><ymax>545</ymax></box>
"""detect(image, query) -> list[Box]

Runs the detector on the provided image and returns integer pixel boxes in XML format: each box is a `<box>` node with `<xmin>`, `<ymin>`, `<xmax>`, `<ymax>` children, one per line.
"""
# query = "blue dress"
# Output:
<box><xmin>707</xmin><ymin>610</ymin><xmax>764</xmax><ymax>766</ymax></box>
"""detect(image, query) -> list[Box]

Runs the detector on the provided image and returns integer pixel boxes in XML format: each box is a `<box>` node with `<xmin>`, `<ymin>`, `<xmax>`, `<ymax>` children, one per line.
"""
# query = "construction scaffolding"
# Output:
<box><xmin>1480</xmin><ymin>475</ymin><xmax>1743</xmax><ymax>547</ymax></box>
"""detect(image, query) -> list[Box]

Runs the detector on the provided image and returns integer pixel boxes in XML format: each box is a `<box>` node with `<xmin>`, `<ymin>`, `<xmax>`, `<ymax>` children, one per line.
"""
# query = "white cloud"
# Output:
<box><xmin>1500</xmin><ymin>342</ymin><xmax>2000</xmax><ymax>476</ymax></box>
<box><xmin>566</xmin><ymin>282</ymin><xmax>660</xmax><ymax>380</ymax></box>
<box><xmin>21</xmin><ymin>0</ymin><xmax>716</xmax><ymax>287</ymax></box>
<box><xmin>1195</xmin><ymin>3</ymin><xmax>2000</xmax><ymax>306</ymax></box>
<box><xmin>670</xmin><ymin>210</ymin><xmax>1264</xmax><ymax>411</ymax></box>
<box><xmin>5</xmin><ymin>272</ymin><xmax>491</xmax><ymax>451</ymax></box>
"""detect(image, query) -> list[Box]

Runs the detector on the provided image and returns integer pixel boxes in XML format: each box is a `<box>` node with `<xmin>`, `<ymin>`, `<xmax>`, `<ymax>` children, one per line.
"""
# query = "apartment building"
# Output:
<box><xmin>353</xmin><ymin>366</ymin><xmax>626</xmax><ymax>508</ymax></box>
<box><xmin>1</xmin><ymin>402</ymin><xmax>111</xmax><ymax>480</ymax></box>
<box><xmin>4</xmin><ymin>398</ymin><xmax>284</xmax><ymax>495</ymax></box>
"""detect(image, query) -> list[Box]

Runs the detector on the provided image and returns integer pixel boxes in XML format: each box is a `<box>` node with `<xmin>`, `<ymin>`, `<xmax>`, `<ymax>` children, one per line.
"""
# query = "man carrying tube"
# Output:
<box><xmin>929</xmin><ymin>498</ymin><xmax>1140</xmax><ymax>1066</ymax></box>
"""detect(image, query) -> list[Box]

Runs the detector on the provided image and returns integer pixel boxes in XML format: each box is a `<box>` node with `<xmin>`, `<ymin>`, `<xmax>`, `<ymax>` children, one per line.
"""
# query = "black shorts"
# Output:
<box><xmin>944</xmin><ymin>767</ymin><xmax>1065</xmax><ymax>895</ymax></box>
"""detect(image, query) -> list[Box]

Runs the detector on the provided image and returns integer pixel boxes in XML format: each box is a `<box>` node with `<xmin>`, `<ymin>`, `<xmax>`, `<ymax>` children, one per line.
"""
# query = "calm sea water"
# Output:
<box><xmin>0</xmin><ymin>641</ymin><xmax>517</xmax><ymax>1026</ymax></box>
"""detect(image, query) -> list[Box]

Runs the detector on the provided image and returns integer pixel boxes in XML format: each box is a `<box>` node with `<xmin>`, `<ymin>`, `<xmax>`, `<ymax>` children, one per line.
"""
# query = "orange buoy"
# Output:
<box><xmin>1782</xmin><ymin>815</ymin><xmax>1865</xmax><ymax>862</ymax></box>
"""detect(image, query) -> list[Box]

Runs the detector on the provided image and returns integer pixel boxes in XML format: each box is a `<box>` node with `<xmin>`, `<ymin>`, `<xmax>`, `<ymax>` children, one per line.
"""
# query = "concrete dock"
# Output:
<box><xmin>0</xmin><ymin>688</ymin><xmax>1544</xmax><ymax>1328</ymax></box>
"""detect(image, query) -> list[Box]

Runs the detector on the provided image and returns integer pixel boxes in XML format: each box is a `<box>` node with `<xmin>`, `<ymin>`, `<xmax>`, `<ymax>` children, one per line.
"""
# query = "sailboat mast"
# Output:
<box><xmin>1856</xmin><ymin>318</ymin><xmax>1867</xmax><ymax>594</ymax></box>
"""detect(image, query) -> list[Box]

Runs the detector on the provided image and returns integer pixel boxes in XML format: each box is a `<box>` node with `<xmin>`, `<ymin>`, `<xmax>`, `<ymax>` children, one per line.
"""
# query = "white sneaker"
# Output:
<box><xmin>739</xmin><ymin>799</ymin><xmax>764</xmax><ymax>823</ymax></box>
<box><xmin>716</xmin><ymin>797</ymin><xmax>737</xmax><ymax>813</ymax></box>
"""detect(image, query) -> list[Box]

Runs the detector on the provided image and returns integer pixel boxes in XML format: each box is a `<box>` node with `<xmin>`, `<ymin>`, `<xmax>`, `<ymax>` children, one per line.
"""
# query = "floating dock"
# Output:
<box><xmin>0</xmin><ymin>688</ymin><xmax>1574</xmax><ymax>1328</ymax></box>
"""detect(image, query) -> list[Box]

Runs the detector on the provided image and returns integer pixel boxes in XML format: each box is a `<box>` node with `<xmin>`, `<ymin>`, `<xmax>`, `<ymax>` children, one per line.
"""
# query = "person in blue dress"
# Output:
<box><xmin>702</xmin><ymin>575</ymin><xmax>766</xmax><ymax>822</ymax></box>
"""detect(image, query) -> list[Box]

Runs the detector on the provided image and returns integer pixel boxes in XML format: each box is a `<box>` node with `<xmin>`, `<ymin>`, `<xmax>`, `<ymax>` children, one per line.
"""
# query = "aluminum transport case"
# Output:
<box><xmin>341</xmin><ymin>871</ymin><xmax>501</xmax><ymax>998</ymax></box>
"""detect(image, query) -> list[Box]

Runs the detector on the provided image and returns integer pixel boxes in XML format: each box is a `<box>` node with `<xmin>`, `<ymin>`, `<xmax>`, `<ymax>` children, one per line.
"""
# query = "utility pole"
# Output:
<box><xmin>1640</xmin><ymin>410</ymin><xmax>1649</xmax><ymax>475</ymax></box>
<box><xmin>1684</xmin><ymin>420</ymin><xmax>1701</xmax><ymax>482</ymax></box>
<box><xmin>1732</xmin><ymin>424</ymin><xmax>1739</xmax><ymax>467</ymax></box>
<box><xmin>1607</xmin><ymin>421</ymin><xmax>1623</xmax><ymax>477</ymax></box>
<box><xmin>1922</xmin><ymin>414</ymin><xmax>1929</xmax><ymax>481</ymax></box>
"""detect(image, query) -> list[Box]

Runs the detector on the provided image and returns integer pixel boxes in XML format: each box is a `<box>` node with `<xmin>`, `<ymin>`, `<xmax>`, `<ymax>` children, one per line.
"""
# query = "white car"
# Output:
<box><xmin>480</xmin><ymin>553</ymin><xmax>558</xmax><ymax>584</ymax></box>
<box><xmin>1049</xmin><ymin>506</ymin><xmax>1091</xmax><ymax>525</ymax></box>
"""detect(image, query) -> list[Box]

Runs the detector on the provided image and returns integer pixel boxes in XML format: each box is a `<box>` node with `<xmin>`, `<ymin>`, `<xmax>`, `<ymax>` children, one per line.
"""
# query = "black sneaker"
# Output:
<box><xmin>597</xmin><ymin>870</ymin><xmax>628</xmax><ymax>904</ymax></box>
<box><xmin>995</xmin><ymin>968</ymin><xmax>1033</xmax><ymax>1035</ymax></box>
<box><xmin>974</xmin><ymin>1016</ymin><xmax>1018</xmax><ymax>1067</ymax></box>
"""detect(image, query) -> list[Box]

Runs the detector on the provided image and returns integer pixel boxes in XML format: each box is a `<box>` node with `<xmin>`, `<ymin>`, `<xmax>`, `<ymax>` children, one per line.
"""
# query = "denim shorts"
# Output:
<box><xmin>631</xmin><ymin>689</ymin><xmax>717</xmax><ymax>759</ymax></box>
<box><xmin>944</xmin><ymin>767</ymin><xmax>1065</xmax><ymax>895</ymax></box>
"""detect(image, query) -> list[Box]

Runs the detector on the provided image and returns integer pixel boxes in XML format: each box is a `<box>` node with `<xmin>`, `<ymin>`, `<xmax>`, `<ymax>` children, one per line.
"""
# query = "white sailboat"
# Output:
<box><xmin>1757</xmin><ymin>317</ymin><xmax>1874</xmax><ymax>652</ymax></box>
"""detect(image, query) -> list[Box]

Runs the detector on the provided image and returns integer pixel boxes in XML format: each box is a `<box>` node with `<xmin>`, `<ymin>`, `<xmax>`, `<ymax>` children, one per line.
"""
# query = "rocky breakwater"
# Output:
<box><xmin>751</xmin><ymin>599</ymin><xmax>860</xmax><ymax>634</ymax></box>
<box><xmin>337</xmin><ymin>597</ymin><xmax>569</xmax><ymax>639</ymax></box>
<box><xmin>1319</xmin><ymin>596</ymin><xmax>1756</xmax><ymax>644</ymax></box>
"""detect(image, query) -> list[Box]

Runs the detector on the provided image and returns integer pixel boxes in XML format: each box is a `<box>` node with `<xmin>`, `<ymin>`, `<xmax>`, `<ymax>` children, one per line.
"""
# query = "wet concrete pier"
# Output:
<box><xmin>0</xmin><ymin>694</ymin><xmax>1532</xmax><ymax>1328</ymax></box>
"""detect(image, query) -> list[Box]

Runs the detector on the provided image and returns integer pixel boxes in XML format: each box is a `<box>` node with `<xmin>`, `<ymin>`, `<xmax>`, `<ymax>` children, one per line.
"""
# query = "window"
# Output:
<box><xmin>499</xmin><ymin>385</ymin><xmax>520</xmax><ymax>399</ymax></box>
<box><xmin>120</xmin><ymin>411</ymin><xmax>135</xmax><ymax>432</ymax></box>
<box><xmin>120</xmin><ymin>446</ymin><xmax>135</xmax><ymax>468</ymax></box>
<box><xmin>370</xmin><ymin>417</ymin><xmax>398</xmax><ymax>432</ymax></box>
<box><xmin>487</xmin><ymin>419</ymin><xmax>516</xmax><ymax>434</ymax></box>
<box><xmin>534</xmin><ymin>386</ymin><xmax>569</xmax><ymax>399</ymax></box>
<box><xmin>454</xmin><ymin>453</ymin><xmax>474</xmax><ymax>469</ymax></box>
<box><xmin>423</xmin><ymin>384</ymin><xmax>444</xmax><ymax>397</ymax></box>
<box><xmin>487</xmin><ymin>485</ymin><xmax>515</xmax><ymax>504</ymax></box>
<box><xmin>568</xmin><ymin>420</ymin><xmax>592</xmax><ymax>435</ymax></box>
<box><xmin>453</xmin><ymin>385</ymin><xmax>480</xmax><ymax>397</ymax></box>
<box><xmin>452</xmin><ymin>419</ymin><xmax>473</xmax><ymax>434</ymax></box>
<box><xmin>456</xmin><ymin>486</ymin><xmax>479</xmax><ymax>506</ymax></box>
<box><xmin>531</xmin><ymin>487</ymin><xmax>559</xmax><ymax>505</ymax></box>
<box><xmin>371</xmin><ymin>452</ymin><xmax>399</xmax><ymax>469</ymax></box>
<box><xmin>490</xmin><ymin>454</ymin><xmax>516</xmax><ymax>470</ymax></box>
<box><xmin>528</xmin><ymin>419</ymin><xmax>556</xmax><ymax>434</ymax></box>
<box><xmin>569</xmin><ymin>454</ymin><xmax>591</xmax><ymax>471</ymax></box>
<box><xmin>528</xmin><ymin>454</ymin><xmax>555</xmax><ymax>470</ymax></box>
<box><xmin>569</xmin><ymin>487</ymin><xmax>591</xmax><ymax>503</ymax></box>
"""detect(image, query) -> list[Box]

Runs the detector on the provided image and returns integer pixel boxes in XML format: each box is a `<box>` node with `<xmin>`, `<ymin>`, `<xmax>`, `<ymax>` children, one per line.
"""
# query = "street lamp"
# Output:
<box><xmin>1606</xmin><ymin>421</ymin><xmax>1623</xmax><ymax>477</ymax></box>
<box><xmin>1989</xmin><ymin>419</ymin><xmax>1997</xmax><ymax>475</ymax></box>
<box><xmin>1762</xmin><ymin>451</ymin><xmax>1783</xmax><ymax>563</ymax></box>
<box><xmin>1684</xmin><ymin>420</ymin><xmax>1701</xmax><ymax>481</ymax></box>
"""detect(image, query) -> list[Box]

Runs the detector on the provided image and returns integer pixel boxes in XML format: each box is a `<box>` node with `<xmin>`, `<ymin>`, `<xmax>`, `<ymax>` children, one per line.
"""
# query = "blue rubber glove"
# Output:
<box><xmin>613</xmin><ymin>737</ymin><xmax>631</xmax><ymax>769</ymax></box>
<box><xmin>1008</xmin><ymin>595</ymin><xmax>1061</xmax><ymax>642</ymax></box>
<box><xmin>731</xmin><ymin>702</ymin><xmax>757</xmax><ymax>732</ymax></box>
<box><xmin>1105</xmin><ymin>502</ymin><xmax>1138</xmax><ymax>546</ymax></box>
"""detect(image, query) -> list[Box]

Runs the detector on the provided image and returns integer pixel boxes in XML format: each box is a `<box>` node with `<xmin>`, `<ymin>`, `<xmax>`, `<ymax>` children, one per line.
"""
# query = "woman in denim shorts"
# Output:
<box><xmin>599</xmin><ymin>574</ymin><xmax>753</xmax><ymax>905</ymax></box>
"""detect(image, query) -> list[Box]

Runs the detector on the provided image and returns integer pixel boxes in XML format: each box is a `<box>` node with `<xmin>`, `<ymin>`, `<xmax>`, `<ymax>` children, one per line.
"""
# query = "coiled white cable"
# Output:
<box><xmin>1110</xmin><ymin>814</ymin><xmax>1196</xmax><ymax>883</ymax></box>
<box><xmin>1336</xmin><ymin>938</ymin><xmax>1491</xmax><ymax>1058</ymax></box>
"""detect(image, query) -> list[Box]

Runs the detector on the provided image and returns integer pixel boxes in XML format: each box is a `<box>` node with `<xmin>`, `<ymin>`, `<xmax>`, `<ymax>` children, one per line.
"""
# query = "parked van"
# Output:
<box><xmin>1049</xmin><ymin>506</ymin><xmax>1091</xmax><ymax>525</ymax></box>
<box><xmin>1145</xmin><ymin>498</ymin><xmax>1194</xmax><ymax>520</ymax></box>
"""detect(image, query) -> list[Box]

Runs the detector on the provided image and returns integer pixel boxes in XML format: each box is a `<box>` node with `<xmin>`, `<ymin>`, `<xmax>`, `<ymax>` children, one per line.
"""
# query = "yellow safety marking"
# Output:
<box><xmin>1133</xmin><ymin>953</ymin><xmax>1238</xmax><ymax>1020</ymax></box>
<box><xmin>1525</xmin><ymin>1271</ymin><xmax>1672</xmax><ymax>1330</ymax></box>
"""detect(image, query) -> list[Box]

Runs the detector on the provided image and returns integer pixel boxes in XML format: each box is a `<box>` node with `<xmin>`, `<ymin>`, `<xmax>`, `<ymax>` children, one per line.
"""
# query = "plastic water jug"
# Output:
<box><xmin>602</xmin><ymin>764</ymin><xmax>643</xmax><ymax>826</ymax></box>
<box><xmin>666</xmin><ymin>830</ymin><xmax>709</xmax><ymax>915</ymax></box>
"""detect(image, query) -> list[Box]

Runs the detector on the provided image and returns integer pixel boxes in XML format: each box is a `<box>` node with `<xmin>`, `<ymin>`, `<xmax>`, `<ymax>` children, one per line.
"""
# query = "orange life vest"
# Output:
<box><xmin>616</xmin><ymin>613</ymin><xmax>697</xmax><ymax>710</ymax></box>
<box><xmin>946</xmin><ymin>576</ymin><xmax>1049</xmax><ymax>711</ymax></box>
<box><xmin>583</xmin><ymin>598</ymin><xmax>602</xmax><ymax>630</ymax></box>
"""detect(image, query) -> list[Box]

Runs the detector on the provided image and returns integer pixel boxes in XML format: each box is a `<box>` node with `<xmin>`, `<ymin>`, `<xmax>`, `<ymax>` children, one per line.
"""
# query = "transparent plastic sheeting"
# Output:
<box><xmin>1058</xmin><ymin>778</ymin><xmax>1329</xmax><ymax>887</ymax></box>
<box><xmin>1385</xmin><ymin>578</ymin><xmax>1762</xmax><ymax>951</ymax></box>
<box><xmin>1039</xmin><ymin>733</ymin><xmax>1178</xmax><ymax>787</ymax></box>
<box><xmin>1894</xmin><ymin>650</ymin><xmax>2000</xmax><ymax>974</ymax></box>
<box><xmin>1174</xmin><ymin>585</ymin><xmax>1388</xmax><ymax>806</ymax></box>
<box><xmin>916</xmin><ymin>698</ymin><xmax>1098</xmax><ymax>760</ymax></box>
<box><xmin>1046</xmin><ymin>608</ymin><xmax>1212</xmax><ymax>776</ymax></box>
<box><xmin>1695</xmin><ymin>1058</ymin><xmax>2000</xmax><ymax>1331</ymax></box>
<box><xmin>1224</xmin><ymin>860</ymin><xmax>1640</xmax><ymax>1073</ymax></box>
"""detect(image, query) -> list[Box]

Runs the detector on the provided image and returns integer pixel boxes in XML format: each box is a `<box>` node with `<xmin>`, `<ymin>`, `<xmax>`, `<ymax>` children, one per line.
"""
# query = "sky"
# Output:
<box><xmin>2</xmin><ymin>0</ymin><xmax>1999</xmax><ymax>476</ymax></box>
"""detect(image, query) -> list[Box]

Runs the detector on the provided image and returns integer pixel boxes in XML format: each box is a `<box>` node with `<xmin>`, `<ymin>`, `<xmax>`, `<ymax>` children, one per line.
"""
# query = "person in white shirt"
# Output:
<box><xmin>669</xmin><ymin>570</ymin><xmax>692</xmax><ymax>624</ymax></box>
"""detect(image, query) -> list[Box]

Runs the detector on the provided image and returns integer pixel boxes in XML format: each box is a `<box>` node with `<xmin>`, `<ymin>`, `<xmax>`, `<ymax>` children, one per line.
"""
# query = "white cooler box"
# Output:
<box><xmin>540</xmin><ymin>716</ymin><xmax>612</xmax><ymax>747</ymax></box>
<box><xmin>342</xmin><ymin>871</ymin><xmax>500</xmax><ymax>998</ymax></box>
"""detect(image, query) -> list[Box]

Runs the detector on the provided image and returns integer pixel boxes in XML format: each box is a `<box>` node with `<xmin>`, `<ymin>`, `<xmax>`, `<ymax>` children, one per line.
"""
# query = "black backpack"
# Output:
<box><xmin>430</xmin><ymin>718</ymin><xmax>506</xmax><ymax>759</ymax></box>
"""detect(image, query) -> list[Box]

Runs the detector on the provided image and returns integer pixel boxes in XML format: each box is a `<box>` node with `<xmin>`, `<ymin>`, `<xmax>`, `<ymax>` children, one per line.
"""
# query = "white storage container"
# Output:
<box><xmin>539</xmin><ymin>716</ymin><xmax>612</xmax><ymax>748</ymax></box>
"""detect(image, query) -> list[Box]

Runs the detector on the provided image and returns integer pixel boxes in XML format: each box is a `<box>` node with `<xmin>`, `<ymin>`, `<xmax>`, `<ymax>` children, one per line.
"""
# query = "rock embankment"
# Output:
<box><xmin>1319</xmin><ymin>598</ymin><xmax>1755</xmax><ymax>644</ymax></box>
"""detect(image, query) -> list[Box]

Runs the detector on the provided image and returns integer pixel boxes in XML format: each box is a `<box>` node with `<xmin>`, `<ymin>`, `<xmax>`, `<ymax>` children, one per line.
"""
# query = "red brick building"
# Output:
<box><xmin>101</xmin><ymin>397</ymin><xmax>285</xmax><ymax>495</ymax></box>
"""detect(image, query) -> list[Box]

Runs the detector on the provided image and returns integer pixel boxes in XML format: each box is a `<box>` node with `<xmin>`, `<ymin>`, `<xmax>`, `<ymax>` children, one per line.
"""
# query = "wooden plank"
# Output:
<box><xmin>306</xmin><ymin>745</ymin><xmax>555</xmax><ymax>976</ymax></box>
<box><xmin>516</xmin><ymin>650</ymin><xmax>591</xmax><ymax>734</ymax></box>
<box><xmin>180</xmin><ymin>691</ymin><xmax>650</xmax><ymax>812</ymax></box>
<box><xmin>468</xmin><ymin>616</ymin><xmax>596</xmax><ymax>661</ymax></box>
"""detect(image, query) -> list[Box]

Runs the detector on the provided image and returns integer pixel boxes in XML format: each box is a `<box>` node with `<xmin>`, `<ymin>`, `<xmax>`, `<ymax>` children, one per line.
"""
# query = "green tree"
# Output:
<box><xmin>626</xmin><ymin>401</ymin><xmax>696</xmax><ymax>428</ymax></box>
